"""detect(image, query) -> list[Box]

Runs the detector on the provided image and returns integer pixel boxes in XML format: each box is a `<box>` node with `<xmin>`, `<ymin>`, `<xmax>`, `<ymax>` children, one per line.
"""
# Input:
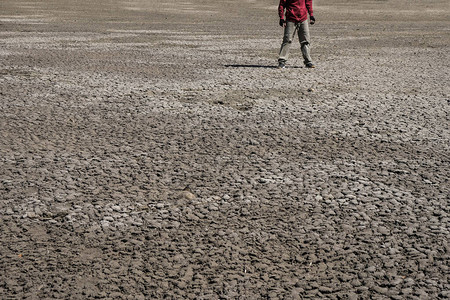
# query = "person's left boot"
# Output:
<box><xmin>305</xmin><ymin>62</ymin><xmax>315</xmax><ymax>68</ymax></box>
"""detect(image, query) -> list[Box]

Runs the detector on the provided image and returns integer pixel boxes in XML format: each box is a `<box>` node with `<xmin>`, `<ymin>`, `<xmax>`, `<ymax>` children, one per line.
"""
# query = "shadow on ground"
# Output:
<box><xmin>224</xmin><ymin>64</ymin><xmax>303</xmax><ymax>69</ymax></box>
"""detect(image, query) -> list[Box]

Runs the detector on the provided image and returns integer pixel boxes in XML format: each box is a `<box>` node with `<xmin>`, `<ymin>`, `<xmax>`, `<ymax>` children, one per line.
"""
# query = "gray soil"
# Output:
<box><xmin>1</xmin><ymin>0</ymin><xmax>449</xmax><ymax>299</ymax></box>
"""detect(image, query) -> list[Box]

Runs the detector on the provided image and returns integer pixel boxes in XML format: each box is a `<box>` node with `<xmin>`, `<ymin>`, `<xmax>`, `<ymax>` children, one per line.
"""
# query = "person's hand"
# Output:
<box><xmin>310</xmin><ymin>16</ymin><xmax>315</xmax><ymax>25</ymax></box>
<box><xmin>279</xmin><ymin>19</ymin><xmax>285</xmax><ymax>27</ymax></box>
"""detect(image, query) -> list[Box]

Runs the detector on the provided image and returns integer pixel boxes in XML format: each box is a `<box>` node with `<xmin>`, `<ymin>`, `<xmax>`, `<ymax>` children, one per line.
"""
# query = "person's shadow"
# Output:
<box><xmin>224</xmin><ymin>64</ymin><xmax>303</xmax><ymax>69</ymax></box>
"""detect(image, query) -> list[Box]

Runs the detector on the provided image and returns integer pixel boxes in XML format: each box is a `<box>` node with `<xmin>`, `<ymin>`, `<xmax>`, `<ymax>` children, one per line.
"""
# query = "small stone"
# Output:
<box><xmin>318</xmin><ymin>286</ymin><xmax>332</xmax><ymax>293</ymax></box>
<box><xmin>208</xmin><ymin>204</ymin><xmax>219</xmax><ymax>211</ymax></box>
<box><xmin>26</xmin><ymin>211</ymin><xmax>37</xmax><ymax>218</ymax></box>
<box><xmin>180</xmin><ymin>190</ymin><xmax>195</xmax><ymax>200</ymax></box>
<box><xmin>111</xmin><ymin>205</ymin><xmax>121</xmax><ymax>212</ymax></box>
<box><xmin>378</xmin><ymin>226</ymin><xmax>390</xmax><ymax>235</ymax></box>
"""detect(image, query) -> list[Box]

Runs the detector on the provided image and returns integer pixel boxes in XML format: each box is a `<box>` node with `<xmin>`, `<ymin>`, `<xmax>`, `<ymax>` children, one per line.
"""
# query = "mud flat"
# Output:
<box><xmin>1</xmin><ymin>0</ymin><xmax>449</xmax><ymax>298</ymax></box>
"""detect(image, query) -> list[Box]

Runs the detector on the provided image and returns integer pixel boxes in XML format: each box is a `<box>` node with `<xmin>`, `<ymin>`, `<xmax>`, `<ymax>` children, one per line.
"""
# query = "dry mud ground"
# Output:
<box><xmin>1</xmin><ymin>0</ymin><xmax>449</xmax><ymax>299</ymax></box>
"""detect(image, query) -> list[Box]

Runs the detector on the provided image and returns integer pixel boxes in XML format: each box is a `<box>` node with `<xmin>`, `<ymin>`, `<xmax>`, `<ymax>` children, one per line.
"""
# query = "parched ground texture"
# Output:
<box><xmin>0</xmin><ymin>0</ymin><xmax>449</xmax><ymax>299</ymax></box>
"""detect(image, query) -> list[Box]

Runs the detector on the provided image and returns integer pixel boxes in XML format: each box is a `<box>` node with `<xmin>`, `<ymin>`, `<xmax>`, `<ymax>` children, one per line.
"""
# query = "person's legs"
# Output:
<box><xmin>278</xmin><ymin>21</ymin><xmax>297</xmax><ymax>65</ymax></box>
<box><xmin>297</xmin><ymin>21</ymin><xmax>313</xmax><ymax>66</ymax></box>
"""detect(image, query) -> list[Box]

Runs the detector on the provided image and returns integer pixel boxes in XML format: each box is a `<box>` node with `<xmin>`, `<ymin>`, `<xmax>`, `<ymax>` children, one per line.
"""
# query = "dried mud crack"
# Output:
<box><xmin>1</xmin><ymin>0</ymin><xmax>449</xmax><ymax>299</ymax></box>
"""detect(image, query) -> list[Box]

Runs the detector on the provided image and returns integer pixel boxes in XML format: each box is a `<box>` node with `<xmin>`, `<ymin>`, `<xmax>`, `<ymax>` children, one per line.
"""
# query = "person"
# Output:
<box><xmin>277</xmin><ymin>0</ymin><xmax>316</xmax><ymax>69</ymax></box>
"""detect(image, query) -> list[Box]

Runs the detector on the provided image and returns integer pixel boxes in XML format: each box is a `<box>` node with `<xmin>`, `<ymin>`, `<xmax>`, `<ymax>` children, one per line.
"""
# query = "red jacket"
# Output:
<box><xmin>279</xmin><ymin>0</ymin><xmax>313</xmax><ymax>23</ymax></box>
